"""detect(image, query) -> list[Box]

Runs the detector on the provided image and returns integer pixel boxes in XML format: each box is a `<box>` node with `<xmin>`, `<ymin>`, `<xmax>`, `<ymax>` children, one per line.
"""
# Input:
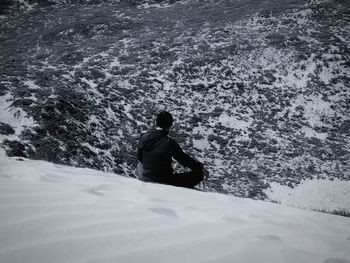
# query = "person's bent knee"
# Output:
<box><xmin>193</xmin><ymin>169</ymin><xmax>204</xmax><ymax>182</ymax></box>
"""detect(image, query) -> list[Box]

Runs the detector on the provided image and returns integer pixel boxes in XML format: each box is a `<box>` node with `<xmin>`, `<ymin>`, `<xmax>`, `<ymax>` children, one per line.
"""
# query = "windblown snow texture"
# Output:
<box><xmin>0</xmin><ymin>0</ymin><xmax>349</xmax><ymax>197</ymax></box>
<box><xmin>0</xmin><ymin>157</ymin><xmax>349</xmax><ymax>263</ymax></box>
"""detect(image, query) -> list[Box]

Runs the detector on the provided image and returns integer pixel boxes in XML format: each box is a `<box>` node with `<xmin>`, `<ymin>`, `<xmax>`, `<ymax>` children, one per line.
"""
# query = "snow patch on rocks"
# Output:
<box><xmin>265</xmin><ymin>179</ymin><xmax>350</xmax><ymax>212</ymax></box>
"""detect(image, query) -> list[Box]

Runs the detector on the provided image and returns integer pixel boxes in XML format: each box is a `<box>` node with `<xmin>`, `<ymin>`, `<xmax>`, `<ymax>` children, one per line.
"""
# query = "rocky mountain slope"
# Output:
<box><xmin>0</xmin><ymin>0</ymin><xmax>349</xmax><ymax>197</ymax></box>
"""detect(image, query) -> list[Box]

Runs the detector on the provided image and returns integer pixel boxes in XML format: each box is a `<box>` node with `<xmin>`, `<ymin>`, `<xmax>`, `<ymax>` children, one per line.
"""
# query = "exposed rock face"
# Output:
<box><xmin>0</xmin><ymin>0</ymin><xmax>349</xmax><ymax>197</ymax></box>
<box><xmin>0</xmin><ymin>123</ymin><xmax>15</xmax><ymax>135</ymax></box>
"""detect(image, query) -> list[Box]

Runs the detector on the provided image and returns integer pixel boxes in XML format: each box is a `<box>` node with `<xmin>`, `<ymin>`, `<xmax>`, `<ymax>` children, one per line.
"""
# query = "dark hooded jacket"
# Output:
<box><xmin>137</xmin><ymin>129</ymin><xmax>202</xmax><ymax>183</ymax></box>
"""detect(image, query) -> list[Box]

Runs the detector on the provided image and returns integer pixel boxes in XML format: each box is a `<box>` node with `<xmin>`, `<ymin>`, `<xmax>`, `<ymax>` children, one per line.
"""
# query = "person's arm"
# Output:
<box><xmin>137</xmin><ymin>134</ymin><xmax>143</xmax><ymax>162</ymax></box>
<box><xmin>171</xmin><ymin>139</ymin><xmax>203</xmax><ymax>170</ymax></box>
<box><xmin>137</xmin><ymin>147</ymin><xmax>143</xmax><ymax>162</ymax></box>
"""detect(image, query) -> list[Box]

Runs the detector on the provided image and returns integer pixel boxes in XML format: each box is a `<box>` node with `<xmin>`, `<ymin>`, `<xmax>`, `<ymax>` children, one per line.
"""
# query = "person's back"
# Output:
<box><xmin>137</xmin><ymin>111</ymin><xmax>206</xmax><ymax>188</ymax></box>
<box><xmin>138</xmin><ymin>129</ymin><xmax>174</xmax><ymax>182</ymax></box>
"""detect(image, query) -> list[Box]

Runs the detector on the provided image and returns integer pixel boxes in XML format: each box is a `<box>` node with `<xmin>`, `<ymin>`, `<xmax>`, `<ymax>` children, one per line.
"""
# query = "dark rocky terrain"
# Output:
<box><xmin>0</xmin><ymin>0</ymin><xmax>349</xmax><ymax>198</ymax></box>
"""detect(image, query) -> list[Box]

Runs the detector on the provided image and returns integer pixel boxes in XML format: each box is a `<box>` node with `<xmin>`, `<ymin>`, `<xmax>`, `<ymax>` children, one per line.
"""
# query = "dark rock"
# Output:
<box><xmin>59</xmin><ymin>51</ymin><xmax>84</xmax><ymax>66</ymax></box>
<box><xmin>0</xmin><ymin>0</ymin><xmax>12</xmax><ymax>14</ymax></box>
<box><xmin>339</xmin><ymin>120</ymin><xmax>350</xmax><ymax>134</ymax></box>
<box><xmin>11</xmin><ymin>99</ymin><xmax>33</xmax><ymax>107</ymax></box>
<box><xmin>0</xmin><ymin>84</ymin><xmax>8</xmax><ymax>96</ymax></box>
<box><xmin>0</xmin><ymin>122</ymin><xmax>15</xmax><ymax>135</ymax></box>
<box><xmin>3</xmin><ymin>140</ymin><xmax>26</xmax><ymax>157</ymax></box>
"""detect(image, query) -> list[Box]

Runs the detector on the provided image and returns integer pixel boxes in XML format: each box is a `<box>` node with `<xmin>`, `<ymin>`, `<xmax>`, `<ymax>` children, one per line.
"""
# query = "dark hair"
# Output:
<box><xmin>156</xmin><ymin>111</ymin><xmax>173</xmax><ymax>129</ymax></box>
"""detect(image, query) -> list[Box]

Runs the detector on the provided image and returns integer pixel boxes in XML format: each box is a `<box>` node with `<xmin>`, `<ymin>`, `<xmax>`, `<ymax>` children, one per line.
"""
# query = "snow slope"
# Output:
<box><xmin>265</xmin><ymin>179</ymin><xmax>350</xmax><ymax>213</ymax></box>
<box><xmin>0</xmin><ymin>157</ymin><xmax>349</xmax><ymax>263</ymax></box>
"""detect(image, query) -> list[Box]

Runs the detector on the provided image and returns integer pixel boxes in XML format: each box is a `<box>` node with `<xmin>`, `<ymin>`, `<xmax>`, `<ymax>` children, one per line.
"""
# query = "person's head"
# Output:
<box><xmin>156</xmin><ymin>111</ymin><xmax>173</xmax><ymax>130</ymax></box>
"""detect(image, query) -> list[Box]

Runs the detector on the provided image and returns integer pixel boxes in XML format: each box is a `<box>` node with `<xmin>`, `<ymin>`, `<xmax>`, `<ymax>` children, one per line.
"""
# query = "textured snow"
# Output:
<box><xmin>293</xmin><ymin>94</ymin><xmax>335</xmax><ymax>128</ymax></box>
<box><xmin>0</xmin><ymin>94</ymin><xmax>37</xmax><ymax>156</ymax></box>
<box><xmin>219</xmin><ymin>113</ymin><xmax>251</xmax><ymax>130</ymax></box>
<box><xmin>0</xmin><ymin>157</ymin><xmax>349</xmax><ymax>263</ymax></box>
<box><xmin>23</xmin><ymin>80</ymin><xmax>41</xmax><ymax>90</ymax></box>
<box><xmin>0</xmin><ymin>94</ymin><xmax>36</xmax><ymax>135</ymax></box>
<box><xmin>301</xmin><ymin>126</ymin><xmax>328</xmax><ymax>140</ymax></box>
<box><xmin>265</xmin><ymin>179</ymin><xmax>350</xmax><ymax>212</ymax></box>
<box><xmin>15</xmin><ymin>0</ymin><xmax>36</xmax><ymax>10</ymax></box>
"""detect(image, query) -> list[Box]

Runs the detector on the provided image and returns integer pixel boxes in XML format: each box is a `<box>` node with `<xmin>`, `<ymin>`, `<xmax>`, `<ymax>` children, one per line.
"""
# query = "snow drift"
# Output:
<box><xmin>0</xmin><ymin>157</ymin><xmax>349</xmax><ymax>263</ymax></box>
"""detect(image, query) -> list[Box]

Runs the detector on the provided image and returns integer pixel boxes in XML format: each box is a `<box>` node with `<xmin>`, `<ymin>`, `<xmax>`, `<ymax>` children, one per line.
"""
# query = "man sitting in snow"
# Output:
<box><xmin>137</xmin><ymin>111</ymin><xmax>207</xmax><ymax>188</ymax></box>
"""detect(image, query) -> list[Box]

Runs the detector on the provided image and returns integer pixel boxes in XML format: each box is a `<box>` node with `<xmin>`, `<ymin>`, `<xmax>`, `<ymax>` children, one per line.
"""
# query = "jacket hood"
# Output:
<box><xmin>141</xmin><ymin>130</ymin><xmax>168</xmax><ymax>152</ymax></box>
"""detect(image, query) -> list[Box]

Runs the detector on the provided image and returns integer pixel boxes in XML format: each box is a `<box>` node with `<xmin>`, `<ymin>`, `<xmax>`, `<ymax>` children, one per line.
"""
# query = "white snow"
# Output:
<box><xmin>265</xmin><ymin>179</ymin><xmax>350</xmax><ymax>212</ymax></box>
<box><xmin>193</xmin><ymin>137</ymin><xmax>209</xmax><ymax>151</ymax></box>
<box><xmin>219</xmin><ymin>114</ymin><xmax>252</xmax><ymax>131</ymax></box>
<box><xmin>109</xmin><ymin>57</ymin><xmax>122</xmax><ymax>68</ymax></box>
<box><xmin>264</xmin><ymin>128</ymin><xmax>286</xmax><ymax>144</ymax></box>
<box><xmin>301</xmin><ymin>126</ymin><xmax>328</xmax><ymax>140</ymax></box>
<box><xmin>0</xmin><ymin>94</ymin><xmax>36</xmax><ymax>135</ymax></box>
<box><xmin>218</xmin><ymin>113</ymin><xmax>252</xmax><ymax>140</ymax></box>
<box><xmin>300</xmin><ymin>94</ymin><xmax>334</xmax><ymax>128</ymax></box>
<box><xmin>0</xmin><ymin>94</ymin><xmax>37</xmax><ymax>156</ymax></box>
<box><xmin>192</xmin><ymin>126</ymin><xmax>211</xmax><ymax>151</ymax></box>
<box><xmin>15</xmin><ymin>0</ymin><xmax>36</xmax><ymax>10</ymax></box>
<box><xmin>81</xmin><ymin>77</ymin><xmax>98</xmax><ymax>89</ymax></box>
<box><xmin>0</xmin><ymin>157</ymin><xmax>349</xmax><ymax>263</ymax></box>
<box><xmin>281</xmin><ymin>93</ymin><xmax>335</xmax><ymax>129</ymax></box>
<box><xmin>23</xmin><ymin>80</ymin><xmax>41</xmax><ymax>90</ymax></box>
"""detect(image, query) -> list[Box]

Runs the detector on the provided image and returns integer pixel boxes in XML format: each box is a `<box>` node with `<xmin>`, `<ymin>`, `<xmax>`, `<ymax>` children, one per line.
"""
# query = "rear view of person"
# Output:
<box><xmin>137</xmin><ymin>111</ymin><xmax>207</xmax><ymax>188</ymax></box>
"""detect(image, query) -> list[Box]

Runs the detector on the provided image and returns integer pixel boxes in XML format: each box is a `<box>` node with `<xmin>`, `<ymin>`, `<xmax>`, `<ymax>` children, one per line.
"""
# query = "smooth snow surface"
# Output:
<box><xmin>0</xmin><ymin>157</ymin><xmax>349</xmax><ymax>263</ymax></box>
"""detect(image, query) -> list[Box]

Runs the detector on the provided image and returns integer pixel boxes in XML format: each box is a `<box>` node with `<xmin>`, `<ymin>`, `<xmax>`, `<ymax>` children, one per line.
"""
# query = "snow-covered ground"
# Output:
<box><xmin>265</xmin><ymin>179</ymin><xmax>350</xmax><ymax>213</ymax></box>
<box><xmin>0</xmin><ymin>157</ymin><xmax>349</xmax><ymax>263</ymax></box>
